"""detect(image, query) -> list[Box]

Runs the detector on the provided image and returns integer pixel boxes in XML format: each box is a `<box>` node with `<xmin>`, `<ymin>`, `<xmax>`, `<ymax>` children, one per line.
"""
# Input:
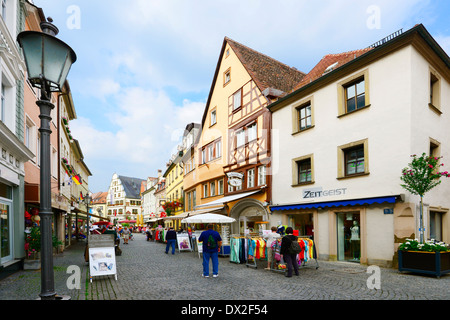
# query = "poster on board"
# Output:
<box><xmin>89</xmin><ymin>247</ymin><xmax>117</xmax><ymax>281</ymax></box>
<box><xmin>177</xmin><ymin>233</ymin><xmax>192</xmax><ymax>251</ymax></box>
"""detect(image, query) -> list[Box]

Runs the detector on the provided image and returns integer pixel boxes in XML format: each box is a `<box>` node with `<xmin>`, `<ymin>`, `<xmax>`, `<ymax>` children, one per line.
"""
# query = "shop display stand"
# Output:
<box><xmin>245</xmin><ymin>235</ymin><xmax>267</xmax><ymax>269</ymax></box>
<box><xmin>298</xmin><ymin>236</ymin><xmax>319</xmax><ymax>270</ymax></box>
<box><xmin>270</xmin><ymin>240</ymin><xmax>286</xmax><ymax>273</ymax></box>
<box><xmin>269</xmin><ymin>236</ymin><xmax>319</xmax><ymax>273</ymax></box>
<box><xmin>229</xmin><ymin>235</ymin><xmax>245</xmax><ymax>264</ymax></box>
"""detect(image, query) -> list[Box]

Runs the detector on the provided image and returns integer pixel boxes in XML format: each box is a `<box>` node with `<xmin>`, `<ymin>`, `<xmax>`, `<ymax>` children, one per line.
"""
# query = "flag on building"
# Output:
<box><xmin>80</xmin><ymin>192</ymin><xmax>84</xmax><ymax>201</ymax></box>
<box><xmin>72</xmin><ymin>174</ymin><xmax>82</xmax><ymax>185</ymax></box>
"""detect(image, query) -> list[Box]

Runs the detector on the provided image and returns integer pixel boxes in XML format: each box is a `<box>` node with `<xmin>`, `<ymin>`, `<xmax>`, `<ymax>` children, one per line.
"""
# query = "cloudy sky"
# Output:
<box><xmin>32</xmin><ymin>0</ymin><xmax>450</xmax><ymax>193</ymax></box>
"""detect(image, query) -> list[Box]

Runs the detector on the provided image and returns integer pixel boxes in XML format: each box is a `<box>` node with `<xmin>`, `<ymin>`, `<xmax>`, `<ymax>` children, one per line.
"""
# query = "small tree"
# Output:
<box><xmin>400</xmin><ymin>153</ymin><xmax>450</xmax><ymax>243</ymax></box>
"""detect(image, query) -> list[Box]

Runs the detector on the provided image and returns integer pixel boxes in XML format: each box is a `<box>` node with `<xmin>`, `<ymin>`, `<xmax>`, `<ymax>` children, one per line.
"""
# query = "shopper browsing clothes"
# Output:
<box><xmin>165</xmin><ymin>227</ymin><xmax>177</xmax><ymax>255</ymax></box>
<box><xmin>280</xmin><ymin>227</ymin><xmax>299</xmax><ymax>277</ymax></box>
<box><xmin>263</xmin><ymin>226</ymin><xmax>281</xmax><ymax>270</ymax></box>
<box><xmin>198</xmin><ymin>224</ymin><xmax>222</xmax><ymax>278</ymax></box>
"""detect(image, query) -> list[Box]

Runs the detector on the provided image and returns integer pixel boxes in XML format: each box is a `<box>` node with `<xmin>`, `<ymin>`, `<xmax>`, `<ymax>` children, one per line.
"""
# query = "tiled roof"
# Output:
<box><xmin>91</xmin><ymin>191</ymin><xmax>107</xmax><ymax>204</ymax></box>
<box><xmin>226</xmin><ymin>37</ymin><xmax>306</xmax><ymax>94</ymax></box>
<box><xmin>118</xmin><ymin>175</ymin><xmax>146</xmax><ymax>199</ymax></box>
<box><xmin>292</xmin><ymin>48</ymin><xmax>372</xmax><ymax>92</ymax></box>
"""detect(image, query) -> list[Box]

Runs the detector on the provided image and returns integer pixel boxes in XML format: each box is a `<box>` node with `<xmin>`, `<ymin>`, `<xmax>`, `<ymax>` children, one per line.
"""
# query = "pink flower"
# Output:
<box><xmin>429</xmin><ymin>165</ymin><xmax>433</xmax><ymax>168</ymax></box>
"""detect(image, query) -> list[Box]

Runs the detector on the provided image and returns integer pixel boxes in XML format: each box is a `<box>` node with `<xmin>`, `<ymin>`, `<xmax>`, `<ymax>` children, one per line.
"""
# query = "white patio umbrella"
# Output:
<box><xmin>181</xmin><ymin>213</ymin><xmax>236</xmax><ymax>224</ymax></box>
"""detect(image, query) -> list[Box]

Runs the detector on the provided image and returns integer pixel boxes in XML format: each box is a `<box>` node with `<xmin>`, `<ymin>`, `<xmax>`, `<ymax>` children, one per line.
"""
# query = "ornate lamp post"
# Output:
<box><xmin>18</xmin><ymin>18</ymin><xmax>77</xmax><ymax>300</ymax></box>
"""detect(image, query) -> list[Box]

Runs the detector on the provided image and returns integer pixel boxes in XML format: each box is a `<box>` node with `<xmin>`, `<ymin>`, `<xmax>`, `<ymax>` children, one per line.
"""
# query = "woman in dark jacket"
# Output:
<box><xmin>280</xmin><ymin>227</ymin><xmax>299</xmax><ymax>277</ymax></box>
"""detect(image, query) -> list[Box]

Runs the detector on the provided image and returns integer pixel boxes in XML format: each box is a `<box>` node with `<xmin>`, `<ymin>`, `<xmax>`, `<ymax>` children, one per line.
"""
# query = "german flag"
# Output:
<box><xmin>72</xmin><ymin>174</ymin><xmax>82</xmax><ymax>185</ymax></box>
<box><xmin>80</xmin><ymin>192</ymin><xmax>84</xmax><ymax>201</ymax></box>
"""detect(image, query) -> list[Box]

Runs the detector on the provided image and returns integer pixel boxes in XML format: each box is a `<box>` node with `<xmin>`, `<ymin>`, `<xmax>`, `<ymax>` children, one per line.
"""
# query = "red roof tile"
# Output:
<box><xmin>292</xmin><ymin>48</ymin><xmax>372</xmax><ymax>92</ymax></box>
<box><xmin>226</xmin><ymin>37</ymin><xmax>306</xmax><ymax>94</ymax></box>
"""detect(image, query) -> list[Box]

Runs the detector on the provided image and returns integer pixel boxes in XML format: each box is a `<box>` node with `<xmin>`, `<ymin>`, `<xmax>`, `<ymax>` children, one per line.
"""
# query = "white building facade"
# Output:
<box><xmin>269</xmin><ymin>25</ymin><xmax>450</xmax><ymax>267</ymax></box>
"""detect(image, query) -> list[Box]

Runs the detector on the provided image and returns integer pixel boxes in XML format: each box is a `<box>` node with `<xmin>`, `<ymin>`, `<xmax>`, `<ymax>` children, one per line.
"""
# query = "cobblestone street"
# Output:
<box><xmin>0</xmin><ymin>233</ymin><xmax>448</xmax><ymax>303</ymax></box>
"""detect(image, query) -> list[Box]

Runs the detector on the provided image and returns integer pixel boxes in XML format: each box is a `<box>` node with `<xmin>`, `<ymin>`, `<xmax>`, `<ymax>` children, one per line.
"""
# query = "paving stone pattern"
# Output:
<box><xmin>0</xmin><ymin>233</ymin><xmax>448</xmax><ymax>300</ymax></box>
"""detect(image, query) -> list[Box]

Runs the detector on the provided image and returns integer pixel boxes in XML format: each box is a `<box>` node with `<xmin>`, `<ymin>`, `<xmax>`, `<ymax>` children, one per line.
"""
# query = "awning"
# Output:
<box><xmin>163</xmin><ymin>206</ymin><xmax>225</xmax><ymax>221</ymax></box>
<box><xmin>195</xmin><ymin>190</ymin><xmax>260</xmax><ymax>209</ymax></box>
<box><xmin>270</xmin><ymin>196</ymin><xmax>400</xmax><ymax>211</ymax></box>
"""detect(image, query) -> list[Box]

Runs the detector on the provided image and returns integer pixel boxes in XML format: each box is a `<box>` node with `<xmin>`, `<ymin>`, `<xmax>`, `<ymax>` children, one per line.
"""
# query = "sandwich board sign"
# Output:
<box><xmin>88</xmin><ymin>234</ymin><xmax>117</xmax><ymax>282</ymax></box>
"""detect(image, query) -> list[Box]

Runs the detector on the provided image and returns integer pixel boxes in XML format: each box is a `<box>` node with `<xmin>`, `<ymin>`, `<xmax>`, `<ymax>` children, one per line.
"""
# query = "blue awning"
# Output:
<box><xmin>271</xmin><ymin>196</ymin><xmax>398</xmax><ymax>211</ymax></box>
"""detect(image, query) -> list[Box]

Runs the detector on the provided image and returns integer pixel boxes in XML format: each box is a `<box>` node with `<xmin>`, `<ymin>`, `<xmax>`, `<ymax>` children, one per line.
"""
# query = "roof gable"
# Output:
<box><xmin>201</xmin><ymin>37</ymin><xmax>306</xmax><ymax>128</ymax></box>
<box><xmin>118</xmin><ymin>175</ymin><xmax>146</xmax><ymax>199</ymax></box>
<box><xmin>226</xmin><ymin>37</ymin><xmax>306</xmax><ymax>94</ymax></box>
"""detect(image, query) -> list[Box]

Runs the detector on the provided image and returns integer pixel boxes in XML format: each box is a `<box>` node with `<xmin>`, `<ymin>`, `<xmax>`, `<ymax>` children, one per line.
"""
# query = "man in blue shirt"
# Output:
<box><xmin>198</xmin><ymin>224</ymin><xmax>222</xmax><ymax>278</ymax></box>
<box><xmin>165</xmin><ymin>227</ymin><xmax>177</xmax><ymax>255</ymax></box>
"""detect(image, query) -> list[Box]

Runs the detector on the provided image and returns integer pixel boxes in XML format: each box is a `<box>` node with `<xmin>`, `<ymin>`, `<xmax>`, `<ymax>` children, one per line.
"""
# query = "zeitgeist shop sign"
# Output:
<box><xmin>302</xmin><ymin>187</ymin><xmax>347</xmax><ymax>199</ymax></box>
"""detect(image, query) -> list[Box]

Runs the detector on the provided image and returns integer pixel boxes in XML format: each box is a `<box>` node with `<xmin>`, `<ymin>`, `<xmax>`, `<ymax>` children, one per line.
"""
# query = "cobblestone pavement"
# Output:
<box><xmin>0</xmin><ymin>233</ymin><xmax>449</xmax><ymax>301</ymax></box>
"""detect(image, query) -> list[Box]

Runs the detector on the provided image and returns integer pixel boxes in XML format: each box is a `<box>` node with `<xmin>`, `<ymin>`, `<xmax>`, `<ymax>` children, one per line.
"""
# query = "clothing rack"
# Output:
<box><xmin>245</xmin><ymin>236</ymin><xmax>267</xmax><ymax>269</ymax></box>
<box><xmin>270</xmin><ymin>236</ymin><xmax>319</xmax><ymax>273</ymax></box>
<box><xmin>229</xmin><ymin>235</ymin><xmax>246</xmax><ymax>264</ymax></box>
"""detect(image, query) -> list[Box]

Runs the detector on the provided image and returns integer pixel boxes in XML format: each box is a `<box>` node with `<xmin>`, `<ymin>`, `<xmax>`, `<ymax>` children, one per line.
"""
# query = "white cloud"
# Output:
<box><xmin>70</xmin><ymin>85</ymin><xmax>205</xmax><ymax>190</ymax></box>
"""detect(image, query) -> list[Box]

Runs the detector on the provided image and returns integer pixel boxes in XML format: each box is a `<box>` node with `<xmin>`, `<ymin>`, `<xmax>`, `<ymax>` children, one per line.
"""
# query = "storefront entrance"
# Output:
<box><xmin>0</xmin><ymin>200</ymin><xmax>12</xmax><ymax>264</ymax></box>
<box><xmin>288</xmin><ymin>213</ymin><xmax>314</xmax><ymax>238</ymax></box>
<box><xmin>337</xmin><ymin>212</ymin><xmax>360</xmax><ymax>262</ymax></box>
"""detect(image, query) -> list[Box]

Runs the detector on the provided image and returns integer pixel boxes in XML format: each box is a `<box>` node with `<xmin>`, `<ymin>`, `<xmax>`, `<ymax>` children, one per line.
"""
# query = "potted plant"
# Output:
<box><xmin>398</xmin><ymin>153</ymin><xmax>450</xmax><ymax>277</ymax></box>
<box><xmin>398</xmin><ymin>239</ymin><xmax>450</xmax><ymax>278</ymax></box>
<box><xmin>24</xmin><ymin>227</ymin><xmax>63</xmax><ymax>270</ymax></box>
<box><xmin>400</xmin><ymin>153</ymin><xmax>450</xmax><ymax>242</ymax></box>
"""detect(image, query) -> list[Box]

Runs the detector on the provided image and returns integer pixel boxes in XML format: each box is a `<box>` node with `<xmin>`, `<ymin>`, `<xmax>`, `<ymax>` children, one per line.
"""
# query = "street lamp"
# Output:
<box><xmin>17</xmin><ymin>18</ymin><xmax>77</xmax><ymax>301</ymax></box>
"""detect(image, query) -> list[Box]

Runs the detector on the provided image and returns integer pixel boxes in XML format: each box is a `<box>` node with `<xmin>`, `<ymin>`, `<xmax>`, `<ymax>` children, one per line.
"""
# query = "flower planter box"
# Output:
<box><xmin>23</xmin><ymin>259</ymin><xmax>41</xmax><ymax>270</ymax></box>
<box><xmin>398</xmin><ymin>250</ymin><xmax>450</xmax><ymax>278</ymax></box>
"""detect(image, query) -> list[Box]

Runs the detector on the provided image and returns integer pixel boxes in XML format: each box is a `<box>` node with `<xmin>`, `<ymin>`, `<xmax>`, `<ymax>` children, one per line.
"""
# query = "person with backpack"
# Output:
<box><xmin>280</xmin><ymin>227</ymin><xmax>300</xmax><ymax>277</ymax></box>
<box><xmin>198</xmin><ymin>224</ymin><xmax>222</xmax><ymax>278</ymax></box>
<box><xmin>165</xmin><ymin>227</ymin><xmax>177</xmax><ymax>255</ymax></box>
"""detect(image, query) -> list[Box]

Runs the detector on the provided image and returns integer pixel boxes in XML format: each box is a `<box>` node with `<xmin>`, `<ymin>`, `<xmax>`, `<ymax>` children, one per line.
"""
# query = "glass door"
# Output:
<box><xmin>337</xmin><ymin>212</ymin><xmax>360</xmax><ymax>262</ymax></box>
<box><xmin>0</xmin><ymin>201</ymin><xmax>12</xmax><ymax>264</ymax></box>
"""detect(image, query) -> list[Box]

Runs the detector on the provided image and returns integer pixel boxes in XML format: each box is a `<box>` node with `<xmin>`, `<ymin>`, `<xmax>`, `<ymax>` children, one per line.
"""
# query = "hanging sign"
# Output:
<box><xmin>226</xmin><ymin>172</ymin><xmax>244</xmax><ymax>187</ymax></box>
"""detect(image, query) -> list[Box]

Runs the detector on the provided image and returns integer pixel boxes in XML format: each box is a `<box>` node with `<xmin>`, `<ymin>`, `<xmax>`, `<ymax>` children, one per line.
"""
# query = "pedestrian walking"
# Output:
<box><xmin>280</xmin><ymin>227</ymin><xmax>299</xmax><ymax>277</ymax></box>
<box><xmin>122</xmin><ymin>226</ymin><xmax>131</xmax><ymax>245</ymax></box>
<box><xmin>263</xmin><ymin>226</ymin><xmax>281</xmax><ymax>270</ymax></box>
<box><xmin>198</xmin><ymin>224</ymin><xmax>222</xmax><ymax>278</ymax></box>
<box><xmin>165</xmin><ymin>227</ymin><xmax>177</xmax><ymax>254</ymax></box>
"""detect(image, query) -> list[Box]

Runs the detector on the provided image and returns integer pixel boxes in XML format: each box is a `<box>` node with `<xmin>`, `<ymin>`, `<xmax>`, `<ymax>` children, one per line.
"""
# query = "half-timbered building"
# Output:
<box><xmin>193</xmin><ymin>37</ymin><xmax>305</xmax><ymax>236</ymax></box>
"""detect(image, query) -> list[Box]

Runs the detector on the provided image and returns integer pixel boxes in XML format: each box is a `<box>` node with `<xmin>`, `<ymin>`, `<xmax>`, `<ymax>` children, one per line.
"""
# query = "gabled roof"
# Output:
<box><xmin>201</xmin><ymin>37</ymin><xmax>306</xmax><ymax>128</ymax></box>
<box><xmin>118</xmin><ymin>175</ymin><xmax>146</xmax><ymax>199</ymax></box>
<box><xmin>91</xmin><ymin>192</ymin><xmax>107</xmax><ymax>204</ymax></box>
<box><xmin>226</xmin><ymin>37</ymin><xmax>306</xmax><ymax>94</ymax></box>
<box><xmin>292</xmin><ymin>48</ymin><xmax>372</xmax><ymax>91</ymax></box>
